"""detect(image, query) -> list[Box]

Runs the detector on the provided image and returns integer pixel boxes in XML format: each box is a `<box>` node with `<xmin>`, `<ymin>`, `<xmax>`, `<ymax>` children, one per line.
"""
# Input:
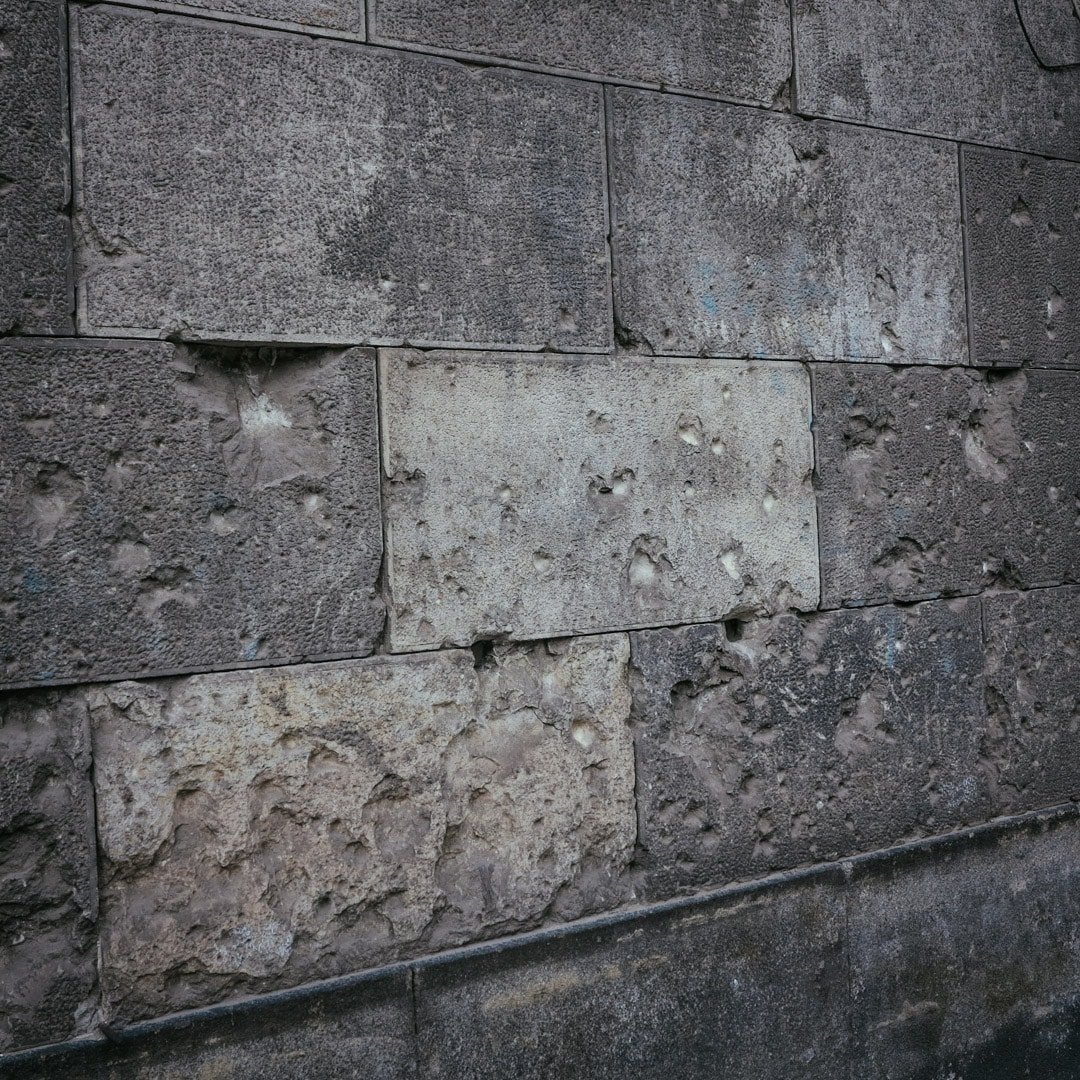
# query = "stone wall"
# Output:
<box><xmin>1</xmin><ymin>1</ymin><xmax>1078</xmax><ymax>1076</ymax></box>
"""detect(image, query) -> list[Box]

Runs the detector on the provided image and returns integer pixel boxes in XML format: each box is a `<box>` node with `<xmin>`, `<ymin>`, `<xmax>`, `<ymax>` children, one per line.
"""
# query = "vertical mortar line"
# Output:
<box><xmin>363</xmin><ymin>0</ymin><xmax>372</xmax><ymax>43</ymax></box>
<box><xmin>842</xmin><ymin>867</ymin><xmax>857</xmax><ymax>1077</ymax></box>
<box><xmin>787</xmin><ymin>0</ymin><xmax>800</xmax><ymax>115</ymax></box>
<box><xmin>957</xmin><ymin>142</ymin><xmax>978</xmax><ymax>368</ymax></box>
<box><xmin>600</xmin><ymin>84</ymin><xmax>620</xmax><ymax>351</ymax></box>
<box><xmin>408</xmin><ymin>966</ymin><xmax>423</xmax><ymax>1078</ymax></box>
<box><xmin>806</xmin><ymin>360</ymin><xmax>825</xmax><ymax>611</ymax></box>
<box><xmin>62</xmin><ymin>0</ymin><xmax>79</xmax><ymax>334</ymax></box>
<box><xmin>373</xmin><ymin>347</ymin><xmax>393</xmax><ymax>655</ymax></box>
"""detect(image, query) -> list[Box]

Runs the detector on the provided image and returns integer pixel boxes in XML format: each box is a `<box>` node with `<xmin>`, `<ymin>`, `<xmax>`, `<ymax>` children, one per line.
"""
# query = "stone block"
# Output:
<box><xmin>0</xmin><ymin>690</ymin><xmax>97</xmax><ymax>1052</ymax></box>
<box><xmin>0</xmin><ymin>339</ymin><xmax>383</xmax><ymax>688</ymax></box>
<box><xmin>71</xmin><ymin>6</ymin><xmax>609</xmax><ymax>349</ymax></box>
<box><xmin>1015</xmin><ymin>0</ymin><xmax>1080</xmax><ymax>68</ymax></box>
<box><xmin>793</xmin><ymin>0</ymin><xmax>1080</xmax><ymax>159</ymax></box>
<box><xmin>91</xmin><ymin>635</ymin><xmax>634</xmax><ymax>1021</ymax></box>
<box><xmin>963</xmin><ymin>148</ymin><xmax>1080</xmax><ymax>368</ymax></box>
<box><xmin>118</xmin><ymin>0</ymin><xmax>366</xmax><ymax>37</ymax></box>
<box><xmin>372</xmin><ymin>0</ymin><xmax>790</xmax><ymax>104</ymax></box>
<box><xmin>609</xmin><ymin>88</ymin><xmax>965</xmax><ymax>363</ymax></box>
<box><xmin>813</xmin><ymin>364</ymin><xmax>1079</xmax><ymax>606</ymax></box>
<box><xmin>629</xmin><ymin>600</ymin><xmax>987</xmax><ymax>899</ymax></box>
<box><xmin>380</xmin><ymin>349</ymin><xmax>818</xmax><ymax>650</ymax></box>
<box><xmin>0</xmin><ymin>0</ymin><xmax>71</xmax><ymax>334</ymax></box>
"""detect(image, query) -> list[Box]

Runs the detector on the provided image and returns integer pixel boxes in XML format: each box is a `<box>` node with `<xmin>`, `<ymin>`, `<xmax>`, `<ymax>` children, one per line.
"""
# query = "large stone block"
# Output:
<box><xmin>91</xmin><ymin>636</ymin><xmax>634</xmax><ymax>1021</ymax></box>
<box><xmin>0</xmin><ymin>690</ymin><xmax>97</xmax><ymax>1052</ymax></box>
<box><xmin>71</xmin><ymin>6</ymin><xmax>609</xmax><ymax>349</ymax></box>
<box><xmin>0</xmin><ymin>339</ymin><xmax>382</xmax><ymax>688</ymax></box>
<box><xmin>609</xmin><ymin>89</ymin><xmax>965</xmax><ymax>363</ymax></box>
<box><xmin>0</xmin><ymin>0</ymin><xmax>71</xmax><ymax>334</ymax></box>
<box><xmin>380</xmin><ymin>350</ymin><xmax>818</xmax><ymax>650</ymax></box>
<box><xmin>813</xmin><ymin>364</ymin><xmax>1079</xmax><ymax>606</ymax></box>
<box><xmin>118</xmin><ymin>0</ymin><xmax>365</xmax><ymax>37</ymax></box>
<box><xmin>372</xmin><ymin>0</ymin><xmax>791</xmax><ymax>104</ymax></box>
<box><xmin>629</xmin><ymin>600</ymin><xmax>987</xmax><ymax>900</ymax></box>
<box><xmin>793</xmin><ymin>0</ymin><xmax>1080</xmax><ymax>159</ymax></box>
<box><xmin>963</xmin><ymin>148</ymin><xmax>1080</xmax><ymax>369</ymax></box>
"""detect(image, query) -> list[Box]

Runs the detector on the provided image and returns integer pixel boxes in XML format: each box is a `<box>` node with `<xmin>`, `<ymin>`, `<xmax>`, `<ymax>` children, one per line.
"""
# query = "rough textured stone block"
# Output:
<box><xmin>1016</xmin><ymin>0</ymin><xmax>1080</xmax><ymax>68</ymax></box>
<box><xmin>415</xmin><ymin>876</ymin><xmax>849</xmax><ymax>1079</ymax></box>
<box><xmin>119</xmin><ymin>0</ymin><xmax>365</xmax><ymax>37</ymax></box>
<box><xmin>0</xmin><ymin>339</ymin><xmax>382</xmax><ymax>688</ymax></box>
<box><xmin>71</xmin><ymin>6</ymin><xmax>609</xmax><ymax>349</ymax></box>
<box><xmin>982</xmin><ymin>586</ymin><xmax>1080</xmax><ymax>813</ymax></box>
<box><xmin>380</xmin><ymin>350</ymin><xmax>818</xmax><ymax>650</ymax></box>
<box><xmin>629</xmin><ymin>600</ymin><xmax>987</xmax><ymax>900</ymax></box>
<box><xmin>793</xmin><ymin>0</ymin><xmax>1080</xmax><ymax>159</ymax></box>
<box><xmin>91</xmin><ymin>636</ymin><xmax>634</xmax><ymax>1021</ymax></box>
<box><xmin>964</xmin><ymin>148</ymin><xmax>1080</xmax><ymax>368</ymax></box>
<box><xmin>0</xmin><ymin>690</ymin><xmax>97</xmax><ymax>1053</ymax></box>
<box><xmin>0</xmin><ymin>0</ymin><xmax>71</xmax><ymax>334</ymax></box>
<box><xmin>609</xmin><ymin>89</ymin><xmax>965</xmax><ymax>363</ymax></box>
<box><xmin>813</xmin><ymin>364</ymin><xmax>1080</xmax><ymax>606</ymax></box>
<box><xmin>372</xmin><ymin>0</ymin><xmax>790</xmax><ymax>104</ymax></box>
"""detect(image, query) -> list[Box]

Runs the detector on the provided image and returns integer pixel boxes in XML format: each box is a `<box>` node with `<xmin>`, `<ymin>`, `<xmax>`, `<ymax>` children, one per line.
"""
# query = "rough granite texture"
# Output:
<box><xmin>380</xmin><ymin>349</ymin><xmax>818</xmax><ymax>650</ymax></box>
<box><xmin>0</xmin><ymin>691</ymin><xmax>97</xmax><ymax>1053</ymax></box>
<box><xmin>0</xmin><ymin>339</ymin><xmax>382</xmax><ymax>689</ymax></box>
<box><xmin>609</xmin><ymin>88</ymin><xmax>966</xmax><ymax>363</ymax></box>
<box><xmin>372</xmin><ymin>0</ymin><xmax>791</xmax><ymax>104</ymax></box>
<box><xmin>793</xmin><ymin>0</ymin><xmax>1080</xmax><ymax>159</ymax></box>
<box><xmin>90</xmin><ymin>636</ymin><xmax>634</xmax><ymax>1021</ymax></box>
<box><xmin>813</xmin><ymin>364</ymin><xmax>1079</xmax><ymax>606</ymax></box>
<box><xmin>0</xmin><ymin>0</ymin><xmax>71</xmax><ymax>334</ymax></box>
<box><xmin>963</xmin><ymin>148</ymin><xmax>1080</xmax><ymax>369</ymax></box>
<box><xmin>117</xmin><ymin>0</ymin><xmax>366</xmax><ymax>36</ymax></box>
<box><xmin>71</xmin><ymin>6</ymin><xmax>609</xmax><ymax>349</ymax></box>
<box><xmin>1015</xmin><ymin>0</ymin><xmax>1080</xmax><ymax>68</ymax></box>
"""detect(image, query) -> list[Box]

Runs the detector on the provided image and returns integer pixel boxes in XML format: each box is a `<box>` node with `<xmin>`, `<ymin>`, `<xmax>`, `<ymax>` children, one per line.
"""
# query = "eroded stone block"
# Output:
<box><xmin>72</xmin><ymin>6</ymin><xmax>609</xmax><ymax>349</ymax></box>
<box><xmin>793</xmin><ymin>0</ymin><xmax>1080</xmax><ymax>159</ymax></box>
<box><xmin>964</xmin><ymin>148</ymin><xmax>1080</xmax><ymax>368</ymax></box>
<box><xmin>609</xmin><ymin>89</ymin><xmax>965</xmax><ymax>362</ymax></box>
<box><xmin>0</xmin><ymin>339</ymin><xmax>382</xmax><ymax>688</ymax></box>
<box><xmin>0</xmin><ymin>0</ymin><xmax>71</xmax><ymax>334</ymax></box>
<box><xmin>380</xmin><ymin>350</ymin><xmax>818</xmax><ymax>650</ymax></box>
<box><xmin>813</xmin><ymin>364</ymin><xmax>1079</xmax><ymax>606</ymax></box>
<box><xmin>372</xmin><ymin>0</ymin><xmax>790</xmax><ymax>104</ymax></box>
<box><xmin>92</xmin><ymin>636</ymin><xmax>634</xmax><ymax>1021</ymax></box>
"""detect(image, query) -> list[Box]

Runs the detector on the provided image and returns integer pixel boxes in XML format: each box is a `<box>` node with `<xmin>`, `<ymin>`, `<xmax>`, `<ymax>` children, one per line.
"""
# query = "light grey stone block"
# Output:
<box><xmin>71</xmin><ymin>6</ymin><xmax>609</xmax><ymax>350</ymax></box>
<box><xmin>118</xmin><ymin>0</ymin><xmax>365</xmax><ymax>37</ymax></box>
<box><xmin>0</xmin><ymin>339</ymin><xmax>382</xmax><ymax>688</ymax></box>
<box><xmin>380</xmin><ymin>349</ymin><xmax>818</xmax><ymax>650</ymax></box>
<box><xmin>372</xmin><ymin>0</ymin><xmax>791</xmax><ymax>104</ymax></box>
<box><xmin>793</xmin><ymin>0</ymin><xmax>1080</xmax><ymax>159</ymax></box>
<box><xmin>609</xmin><ymin>88</ymin><xmax>966</xmax><ymax>363</ymax></box>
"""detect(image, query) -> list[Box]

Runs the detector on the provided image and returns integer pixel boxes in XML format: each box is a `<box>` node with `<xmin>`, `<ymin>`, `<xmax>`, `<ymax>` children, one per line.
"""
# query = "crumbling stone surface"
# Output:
<box><xmin>963</xmin><ymin>148</ymin><xmax>1079</xmax><ymax>369</ymax></box>
<box><xmin>0</xmin><ymin>339</ymin><xmax>382</xmax><ymax>688</ymax></box>
<box><xmin>71</xmin><ymin>6</ymin><xmax>609</xmax><ymax>349</ymax></box>
<box><xmin>372</xmin><ymin>0</ymin><xmax>791</xmax><ymax>104</ymax></box>
<box><xmin>91</xmin><ymin>635</ymin><xmax>634</xmax><ymax>1021</ymax></box>
<box><xmin>629</xmin><ymin>600</ymin><xmax>987</xmax><ymax>900</ymax></box>
<box><xmin>609</xmin><ymin>89</ymin><xmax>965</xmax><ymax>363</ymax></box>
<box><xmin>118</xmin><ymin>0</ymin><xmax>366</xmax><ymax>36</ymax></box>
<box><xmin>380</xmin><ymin>349</ymin><xmax>818</xmax><ymax>650</ymax></box>
<box><xmin>0</xmin><ymin>691</ymin><xmax>97</xmax><ymax>1052</ymax></box>
<box><xmin>793</xmin><ymin>0</ymin><xmax>1080</xmax><ymax>159</ymax></box>
<box><xmin>0</xmin><ymin>0</ymin><xmax>71</xmax><ymax>334</ymax></box>
<box><xmin>813</xmin><ymin>364</ymin><xmax>1079</xmax><ymax>606</ymax></box>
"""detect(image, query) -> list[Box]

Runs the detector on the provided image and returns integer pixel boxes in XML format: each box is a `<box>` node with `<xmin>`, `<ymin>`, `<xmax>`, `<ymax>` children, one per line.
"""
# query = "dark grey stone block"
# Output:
<box><xmin>813</xmin><ymin>364</ymin><xmax>1080</xmax><ymax>606</ymax></box>
<box><xmin>71</xmin><ymin>6</ymin><xmax>609</xmax><ymax>350</ymax></box>
<box><xmin>0</xmin><ymin>339</ymin><xmax>382</xmax><ymax>688</ymax></box>
<box><xmin>1015</xmin><ymin>0</ymin><xmax>1080</xmax><ymax>68</ymax></box>
<box><xmin>609</xmin><ymin>88</ymin><xmax>965</xmax><ymax>363</ymax></box>
<box><xmin>963</xmin><ymin>148</ymin><xmax>1080</xmax><ymax>369</ymax></box>
<box><xmin>0</xmin><ymin>0</ymin><xmax>71</xmax><ymax>334</ymax></box>
<box><xmin>0</xmin><ymin>690</ymin><xmax>97</xmax><ymax>1053</ymax></box>
<box><xmin>372</xmin><ymin>0</ymin><xmax>791</xmax><ymax>105</ymax></box>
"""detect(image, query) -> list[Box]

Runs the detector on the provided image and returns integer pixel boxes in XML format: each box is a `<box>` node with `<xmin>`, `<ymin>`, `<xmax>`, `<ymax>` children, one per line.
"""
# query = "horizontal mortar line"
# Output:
<box><xmin>3</xmin><ymin>799</ymin><xmax>1078</xmax><ymax>1069</ymax></box>
<box><xmin>813</xmin><ymin>578</ymin><xmax>1080</xmax><ymax>617</ymax></box>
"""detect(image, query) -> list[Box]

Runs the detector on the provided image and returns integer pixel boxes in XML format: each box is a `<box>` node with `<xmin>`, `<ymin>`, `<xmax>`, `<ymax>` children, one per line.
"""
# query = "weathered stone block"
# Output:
<box><xmin>119</xmin><ymin>0</ymin><xmax>365</xmax><ymax>37</ymax></box>
<box><xmin>71</xmin><ymin>6</ymin><xmax>609</xmax><ymax>349</ymax></box>
<box><xmin>813</xmin><ymin>364</ymin><xmax>1079</xmax><ymax>606</ymax></box>
<box><xmin>372</xmin><ymin>0</ymin><xmax>790</xmax><ymax>104</ymax></box>
<box><xmin>793</xmin><ymin>0</ymin><xmax>1080</xmax><ymax>159</ymax></box>
<box><xmin>1015</xmin><ymin>0</ymin><xmax>1080</xmax><ymax>68</ymax></box>
<box><xmin>0</xmin><ymin>0</ymin><xmax>71</xmax><ymax>334</ymax></box>
<box><xmin>629</xmin><ymin>600</ymin><xmax>987</xmax><ymax>899</ymax></box>
<box><xmin>0</xmin><ymin>691</ymin><xmax>97</xmax><ymax>1052</ymax></box>
<box><xmin>982</xmin><ymin>586</ymin><xmax>1080</xmax><ymax>813</ymax></box>
<box><xmin>963</xmin><ymin>148</ymin><xmax>1080</xmax><ymax>368</ymax></box>
<box><xmin>0</xmin><ymin>339</ymin><xmax>382</xmax><ymax>688</ymax></box>
<box><xmin>380</xmin><ymin>349</ymin><xmax>818</xmax><ymax>650</ymax></box>
<box><xmin>609</xmin><ymin>89</ymin><xmax>965</xmax><ymax>363</ymax></box>
<box><xmin>91</xmin><ymin>636</ymin><xmax>634</xmax><ymax>1021</ymax></box>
